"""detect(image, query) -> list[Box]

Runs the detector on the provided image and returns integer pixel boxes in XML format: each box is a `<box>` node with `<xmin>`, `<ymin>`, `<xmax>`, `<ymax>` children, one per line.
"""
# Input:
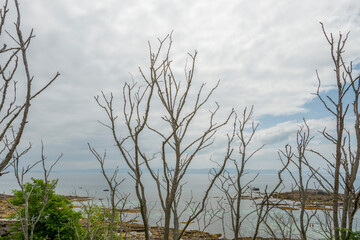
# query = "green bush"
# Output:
<box><xmin>8</xmin><ymin>178</ymin><xmax>82</xmax><ymax>240</ymax></box>
<box><xmin>81</xmin><ymin>202</ymin><xmax>125</xmax><ymax>239</ymax></box>
<box><xmin>346</xmin><ymin>229</ymin><xmax>360</xmax><ymax>240</ymax></box>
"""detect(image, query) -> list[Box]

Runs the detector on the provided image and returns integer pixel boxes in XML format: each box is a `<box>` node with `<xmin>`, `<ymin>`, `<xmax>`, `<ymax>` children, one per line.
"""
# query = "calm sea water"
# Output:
<box><xmin>1</xmin><ymin>170</ymin><xmax>360</xmax><ymax>239</ymax></box>
<box><xmin>0</xmin><ymin>170</ymin><xmax>287</xmax><ymax>199</ymax></box>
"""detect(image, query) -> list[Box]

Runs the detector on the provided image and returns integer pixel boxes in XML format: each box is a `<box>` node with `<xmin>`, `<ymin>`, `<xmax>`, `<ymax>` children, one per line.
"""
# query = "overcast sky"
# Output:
<box><xmin>3</xmin><ymin>0</ymin><xmax>360</xmax><ymax>172</ymax></box>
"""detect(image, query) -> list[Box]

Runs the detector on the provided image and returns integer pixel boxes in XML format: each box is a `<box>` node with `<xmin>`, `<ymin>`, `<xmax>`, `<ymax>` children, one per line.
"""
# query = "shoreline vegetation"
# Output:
<box><xmin>0</xmin><ymin>193</ymin><xmax>226</xmax><ymax>239</ymax></box>
<box><xmin>0</xmin><ymin>189</ymin><xmax>336</xmax><ymax>239</ymax></box>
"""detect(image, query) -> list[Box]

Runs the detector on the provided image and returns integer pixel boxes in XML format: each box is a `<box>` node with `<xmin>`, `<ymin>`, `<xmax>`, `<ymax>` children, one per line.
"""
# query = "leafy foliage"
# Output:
<box><xmin>81</xmin><ymin>201</ymin><xmax>126</xmax><ymax>239</ymax></box>
<box><xmin>341</xmin><ymin>228</ymin><xmax>360</xmax><ymax>240</ymax></box>
<box><xmin>9</xmin><ymin>178</ymin><xmax>82</xmax><ymax>240</ymax></box>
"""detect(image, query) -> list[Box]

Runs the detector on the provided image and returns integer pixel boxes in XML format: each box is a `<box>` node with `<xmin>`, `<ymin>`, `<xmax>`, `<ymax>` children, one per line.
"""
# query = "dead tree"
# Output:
<box><xmin>5</xmin><ymin>143</ymin><xmax>61</xmax><ymax>240</ymax></box>
<box><xmin>308</xmin><ymin>23</ymin><xmax>360</xmax><ymax>239</ymax></box>
<box><xmin>190</xmin><ymin>198</ymin><xmax>223</xmax><ymax>239</ymax></box>
<box><xmin>251</xmin><ymin>159</ymin><xmax>289</xmax><ymax>240</ymax></box>
<box><xmin>76</xmin><ymin>196</ymin><xmax>102</xmax><ymax>240</ymax></box>
<box><xmin>88</xmin><ymin>144</ymin><xmax>129</xmax><ymax>240</ymax></box>
<box><xmin>0</xmin><ymin>0</ymin><xmax>59</xmax><ymax>175</ymax></box>
<box><xmin>278</xmin><ymin>121</ymin><xmax>317</xmax><ymax>240</ymax></box>
<box><xmin>264</xmin><ymin>212</ymin><xmax>295</xmax><ymax>239</ymax></box>
<box><xmin>96</xmin><ymin>33</ymin><xmax>234</xmax><ymax>240</ymax></box>
<box><xmin>216</xmin><ymin>106</ymin><xmax>263</xmax><ymax>240</ymax></box>
<box><xmin>95</xmin><ymin>78</ymin><xmax>154</xmax><ymax>239</ymax></box>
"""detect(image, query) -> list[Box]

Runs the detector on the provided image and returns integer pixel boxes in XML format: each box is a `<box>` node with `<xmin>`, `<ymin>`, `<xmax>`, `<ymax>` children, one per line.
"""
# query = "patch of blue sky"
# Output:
<box><xmin>257</xmin><ymin>84</ymin><xmax>359</xmax><ymax>130</ymax></box>
<box><xmin>257</xmin><ymin>98</ymin><xmax>327</xmax><ymax>129</ymax></box>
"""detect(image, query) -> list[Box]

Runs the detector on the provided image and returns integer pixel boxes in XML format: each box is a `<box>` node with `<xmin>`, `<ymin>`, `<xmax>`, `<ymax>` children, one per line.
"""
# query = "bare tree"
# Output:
<box><xmin>95</xmin><ymin>79</ymin><xmax>153</xmax><ymax>239</ymax></box>
<box><xmin>190</xmin><ymin>198</ymin><xmax>223</xmax><ymax>239</ymax></box>
<box><xmin>277</xmin><ymin>121</ymin><xmax>318</xmax><ymax>240</ymax></box>
<box><xmin>88</xmin><ymin>144</ymin><xmax>130</xmax><ymax>240</ymax></box>
<box><xmin>0</xmin><ymin>0</ymin><xmax>59</xmax><ymax>175</ymax></box>
<box><xmin>215</xmin><ymin>106</ymin><xmax>263</xmax><ymax>240</ymax></box>
<box><xmin>96</xmin><ymin>33</ymin><xmax>234</xmax><ymax>240</ymax></box>
<box><xmin>308</xmin><ymin>23</ymin><xmax>360</xmax><ymax>239</ymax></box>
<box><xmin>251</xmin><ymin>159</ymin><xmax>289</xmax><ymax>240</ymax></box>
<box><xmin>4</xmin><ymin>143</ymin><xmax>61</xmax><ymax>240</ymax></box>
<box><xmin>76</xmin><ymin>196</ymin><xmax>102</xmax><ymax>240</ymax></box>
<box><xmin>263</xmin><ymin>211</ymin><xmax>296</xmax><ymax>239</ymax></box>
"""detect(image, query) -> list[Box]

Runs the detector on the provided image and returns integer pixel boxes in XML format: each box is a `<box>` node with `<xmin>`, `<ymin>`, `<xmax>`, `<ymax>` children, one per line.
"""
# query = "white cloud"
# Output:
<box><xmin>2</xmin><ymin>0</ymin><xmax>359</xmax><ymax>170</ymax></box>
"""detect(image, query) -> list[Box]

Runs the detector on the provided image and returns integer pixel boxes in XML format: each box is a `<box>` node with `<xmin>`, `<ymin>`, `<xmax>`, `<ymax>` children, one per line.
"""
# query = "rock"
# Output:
<box><xmin>0</xmin><ymin>220</ymin><xmax>17</xmax><ymax>237</ymax></box>
<box><xmin>0</xmin><ymin>195</ymin><xmax>17</xmax><ymax>218</ymax></box>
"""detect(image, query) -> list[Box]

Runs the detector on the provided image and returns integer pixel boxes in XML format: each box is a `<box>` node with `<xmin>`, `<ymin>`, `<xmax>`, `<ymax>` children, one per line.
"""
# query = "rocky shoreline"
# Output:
<box><xmin>1</xmin><ymin>192</ymin><xmax>321</xmax><ymax>239</ymax></box>
<box><xmin>0</xmin><ymin>194</ymin><xmax>224</xmax><ymax>239</ymax></box>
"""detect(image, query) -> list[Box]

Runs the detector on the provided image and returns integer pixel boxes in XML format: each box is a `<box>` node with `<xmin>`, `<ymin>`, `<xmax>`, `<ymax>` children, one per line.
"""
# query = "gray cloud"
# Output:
<box><xmin>3</xmin><ymin>0</ymin><xmax>359</xmax><ymax>170</ymax></box>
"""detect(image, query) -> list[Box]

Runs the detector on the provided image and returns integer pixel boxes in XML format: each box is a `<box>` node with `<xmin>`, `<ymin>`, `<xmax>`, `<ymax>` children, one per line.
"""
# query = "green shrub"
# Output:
<box><xmin>8</xmin><ymin>178</ymin><xmax>82</xmax><ymax>240</ymax></box>
<box><xmin>81</xmin><ymin>202</ymin><xmax>124</xmax><ymax>239</ymax></box>
<box><xmin>347</xmin><ymin>229</ymin><xmax>360</xmax><ymax>240</ymax></box>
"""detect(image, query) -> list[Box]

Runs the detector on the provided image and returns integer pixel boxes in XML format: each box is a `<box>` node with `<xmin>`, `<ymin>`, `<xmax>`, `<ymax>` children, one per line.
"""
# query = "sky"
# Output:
<box><xmin>2</xmin><ymin>0</ymin><xmax>360</xmax><ymax>172</ymax></box>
